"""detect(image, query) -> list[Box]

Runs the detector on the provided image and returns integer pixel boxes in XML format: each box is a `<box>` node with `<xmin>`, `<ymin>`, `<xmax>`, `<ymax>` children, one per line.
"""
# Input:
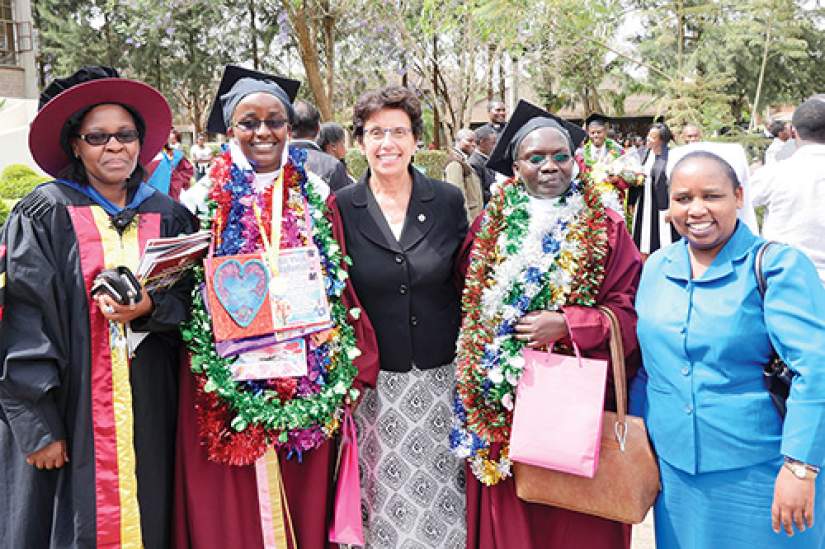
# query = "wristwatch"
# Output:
<box><xmin>784</xmin><ymin>457</ymin><xmax>820</xmax><ymax>480</ymax></box>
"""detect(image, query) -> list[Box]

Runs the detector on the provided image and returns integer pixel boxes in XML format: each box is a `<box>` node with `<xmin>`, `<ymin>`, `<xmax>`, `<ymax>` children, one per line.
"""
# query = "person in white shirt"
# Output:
<box><xmin>752</xmin><ymin>95</ymin><xmax>825</xmax><ymax>283</ymax></box>
<box><xmin>764</xmin><ymin>120</ymin><xmax>794</xmax><ymax>164</ymax></box>
<box><xmin>189</xmin><ymin>133</ymin><xmax>213</xmax><ymax>180</ymax></box>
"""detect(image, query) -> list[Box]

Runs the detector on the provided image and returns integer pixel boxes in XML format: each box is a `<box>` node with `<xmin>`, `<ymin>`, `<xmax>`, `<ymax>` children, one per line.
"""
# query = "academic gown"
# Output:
<box><xmin>0</xmin><ymin>181</ymin><xmax>197</xmax><ymax>549</ymax></box>
<box><xmin>173</xmin><ymin>194</ymin><xmax>379</xmax><ymax>549</ymax></box>
<box><xmin>458</xmin><ymin>208</ymin><xmax>643</xmax><ymax>549</ymax></box>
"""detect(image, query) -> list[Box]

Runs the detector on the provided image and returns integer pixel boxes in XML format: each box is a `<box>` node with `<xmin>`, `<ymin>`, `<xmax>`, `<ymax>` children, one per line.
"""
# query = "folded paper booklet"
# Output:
<box><xmin>229</xmin><ymin>338</ymin><xmax>308</xmax><ymax>381</ymax></box>
<box><xmin>138</xmin><ymin>231</ymin><xmax>211</xmax><ymax>291</ymax></box>
<box><xmin>269</xmin><ymin>246</ymin><xmax>331</xmax><ymax>332</ymax></box>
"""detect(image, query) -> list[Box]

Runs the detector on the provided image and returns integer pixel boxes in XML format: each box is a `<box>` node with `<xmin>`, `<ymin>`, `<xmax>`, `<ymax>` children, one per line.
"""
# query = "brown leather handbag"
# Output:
<box><xmin>513</xmin><ymin>306</ymin><xmax>660</xmax><ymax>524</ymax></box>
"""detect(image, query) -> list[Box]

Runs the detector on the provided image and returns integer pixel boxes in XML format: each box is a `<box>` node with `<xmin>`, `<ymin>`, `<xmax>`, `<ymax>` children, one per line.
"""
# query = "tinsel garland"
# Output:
<box><xmin>451</xmin><ymin>175</ymin><xmax>609</xmax><ymax>485</ymax></box>
<box><xmin>182</xmin><ymin>146</ymin><xmax>360</xmax><ymax>465</ymax></box>
<box><xmin>579</xmin><ymin>139</ymin><xmax>624</xmax><ymax>169</ymax></box>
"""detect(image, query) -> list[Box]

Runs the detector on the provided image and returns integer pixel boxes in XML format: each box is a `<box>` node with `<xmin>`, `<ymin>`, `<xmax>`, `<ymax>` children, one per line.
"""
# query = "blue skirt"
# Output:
<box><xmin>655</xmin><ymin>457</ymin><xmax>825</xmax><ymax>549</ymax></box>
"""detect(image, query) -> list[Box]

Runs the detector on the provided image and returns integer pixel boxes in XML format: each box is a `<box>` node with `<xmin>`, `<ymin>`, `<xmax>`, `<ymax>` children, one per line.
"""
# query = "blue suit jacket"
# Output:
<box><xmin>631</xmin><ymin>222</ymin><xmax>825</xmax><ymax>474</ymax></box>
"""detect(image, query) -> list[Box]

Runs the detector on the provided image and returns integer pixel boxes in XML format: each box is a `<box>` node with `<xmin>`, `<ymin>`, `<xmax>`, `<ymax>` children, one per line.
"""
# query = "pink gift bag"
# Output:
<box><xmin>510</xmin><ymin>344</ymin><xmax>609</xmax><ymax>478</ymax></box>
<box><xmin>329</xmin><ymin>410</ymin><xmax>365</xmax><ymax>546</ymax></box>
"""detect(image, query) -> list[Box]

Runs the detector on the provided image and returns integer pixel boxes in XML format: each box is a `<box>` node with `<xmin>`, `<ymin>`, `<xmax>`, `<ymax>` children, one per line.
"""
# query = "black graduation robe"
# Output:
<box><xmin>0</xmin><ymin>181</ymin><xmax>196</xmax><ymax>549</ymax></box>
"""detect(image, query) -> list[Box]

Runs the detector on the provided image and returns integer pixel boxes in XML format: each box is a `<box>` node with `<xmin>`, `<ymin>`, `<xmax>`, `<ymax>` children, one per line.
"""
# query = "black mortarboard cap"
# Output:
<box><xmin>585</xmin><ymin>112</ymin><xmax>612</xmax><ymax>127</ymax></box>
<box><xmin>486</xmin><ymin>100</ymin><xmax>587</xmax><ymax>177</ymax></box>
<box><xmin>207</xmin><ymin>65</ymin><xmax>301</xmax><ymax>134</ymax></box>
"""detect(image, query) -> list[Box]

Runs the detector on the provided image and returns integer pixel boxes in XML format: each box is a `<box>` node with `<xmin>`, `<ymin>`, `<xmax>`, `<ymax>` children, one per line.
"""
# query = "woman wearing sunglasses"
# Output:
<box><xmin>452</xmin><ymin>100</ymin><xmax>642</xmax><ymax>549</ymax></box>
<box><xmin>0</xmin><ymin>66</ymin><xmax>197</xmax><ymax>548</ymax></box>
<box><xmin>173</xmin><ymin>65</ymin><xmax>379</xmax><ymax>549</ymax></box>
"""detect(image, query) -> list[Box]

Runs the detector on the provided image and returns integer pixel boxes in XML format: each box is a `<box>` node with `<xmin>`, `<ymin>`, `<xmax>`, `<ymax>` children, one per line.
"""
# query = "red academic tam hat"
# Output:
<box><xmin>29</xmin><ymin>66</ymin><xmax>172</xmax><ymax>178</ymax></box>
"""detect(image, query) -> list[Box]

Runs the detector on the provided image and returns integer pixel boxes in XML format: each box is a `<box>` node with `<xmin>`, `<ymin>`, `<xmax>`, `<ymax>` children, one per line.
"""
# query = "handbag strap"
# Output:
<box><xmin>597</xmin><ymin>305</ymin><xmax>629</xmax><ymax>448</ymax></box>
<box><xmin>755</xmin><ymin>241</ymin><xmax>780</xmax><ymax>297</ymax></box>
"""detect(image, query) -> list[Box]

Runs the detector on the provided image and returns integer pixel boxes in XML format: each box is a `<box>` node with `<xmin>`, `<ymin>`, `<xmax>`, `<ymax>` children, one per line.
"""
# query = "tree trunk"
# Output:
<box><xmin>322</xmin><ymin>0</ymin><xmax>335</xmax><ymax>115</ymax></box>
<box><xmin>751</xmin><ymin>18</ymin><xmax>773</xmax><ymax>130</ymax></box>
<box><xmin>249</xmin><ymin>0</ymin><xmax>259</xmax><ymax>70</ymax></box>
<box><xmin>498</xmin><ymin>49</ymin><xmax>506</xmax><ymax>103</ymax></box>
<box><xmin>283</xmin><ymin>0</ymin><xmax>333</xmax><ymax>120</ymax></box>
<box><xmin>487</xmin><ymin>43</ymin><xmax>495</xmax><ymax>101</ymax></box>
<box><xmin>432</xmin><ymin>33</ymin><xmax>441</xmax><ymax>149</ymax></box>
<box><xmin>676</xmin><ymin>0</ymin><xmax>685</xmax><ymax>74</ymax></box>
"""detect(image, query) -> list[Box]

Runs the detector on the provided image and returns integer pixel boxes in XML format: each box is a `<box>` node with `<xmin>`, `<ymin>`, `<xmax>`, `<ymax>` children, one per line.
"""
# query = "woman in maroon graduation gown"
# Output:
<box><xmin>174</xmin><ymin>65</ymin><xmax>378</xmax><ymax>549</ymax></box>
<box><xmin>451</xmin><ymin>100</ymin><xmax>643</xmax><ymax>549</ymax></box>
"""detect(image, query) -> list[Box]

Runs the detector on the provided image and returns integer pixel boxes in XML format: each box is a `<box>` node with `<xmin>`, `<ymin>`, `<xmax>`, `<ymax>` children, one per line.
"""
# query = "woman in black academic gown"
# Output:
<box><xmin>0</xmin><ymin>66</ymin><xmax>196</xmax><ymax>549</ymax></box>
<box><xmin>630</xmin><ymin>122</ymin><xmax>678</xmax><ymax>256</ymax></box>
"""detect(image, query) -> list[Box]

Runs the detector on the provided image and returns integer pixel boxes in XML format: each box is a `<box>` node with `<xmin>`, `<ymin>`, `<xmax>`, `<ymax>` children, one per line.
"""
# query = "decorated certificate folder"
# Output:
<box><xmin>204</xmin><ymin>246</ymin><xmax>331</xmax><ymax>343</ymax></box>
<box><xmin>269</xmin><ymin>246</ymin><xmax>331</xmax><ymax>332</ymax></box>
<box><xmin>205</xmin><ymin>253</ymin><xmax>275</xmax><ymax>342</ymax></box>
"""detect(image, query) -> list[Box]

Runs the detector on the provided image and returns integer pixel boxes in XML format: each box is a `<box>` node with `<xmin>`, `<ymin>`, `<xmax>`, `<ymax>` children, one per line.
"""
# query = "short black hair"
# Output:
<box><xmin>58</xmin><ymin>103</ymin><xmax>147</xmax><ymax>189</ymax></box>
<box><xmin>670</xmin><ymin>150</ymin><xmax>740</xmax><ymax>190</ymax></box>
<box><xmin>353</xmin><ymin>86</ymin><xmax>423</xmax><ymax>141</ymax></box>
<box><xmin>792</xmin><ymin>96</ymin><xmax>825</xmax><ymax>144</ymax></box>
<box><xmin>768</xmin><ymin>120</ymin><xmax>787</xmax><ymax>137</ymax></box>
<box><xmin>317</xmin><ymin>122</ymin><xmax>345</xmax><ymax>150</ymax></box>
<box><xmin>474</xmin><ymin>124</ymin><xmax>496</xmax><ymax>142</ymax></box>
<box><xmin>649</xmin><ymin>122</ymin><xmax>673</xmax><ymax>144</ymax></box>
<box><xmin>292</xmin><ymin>99</ymin><xmax>321</xmax><ymax>139</ymax></box>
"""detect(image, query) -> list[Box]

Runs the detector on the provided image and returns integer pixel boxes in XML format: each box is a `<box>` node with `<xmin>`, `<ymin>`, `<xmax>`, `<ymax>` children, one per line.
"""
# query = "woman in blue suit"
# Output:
<box><xmin>632</xmin><ymin>149</ymin><xmax>825</xmax><ymax>548</ymax></box>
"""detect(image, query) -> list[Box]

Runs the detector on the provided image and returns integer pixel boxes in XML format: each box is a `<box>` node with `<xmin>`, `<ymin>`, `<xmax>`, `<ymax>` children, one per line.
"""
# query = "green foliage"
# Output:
<box><xmin>0</xmin><ymin>199</ymin><xmax>10</xmax><ymax>227</ymax></box>
<box><xmin>0</xmin><ymin>165</ymin><xmax>50</xmax><ymax>200</ymax></box>
<box><xmin>343</xmin><ymin>149</ymin><xmax>449</xmax><ymax>181</ymax></box>
<box><xmin>344</xmin><ymin>149</ymin><xmax>367</xmax><ymax>182</ymax></box>
<box><xmin>712</xmin><ymin>132</ymin><xmax>771</xmax><ymax>164</ymax></box>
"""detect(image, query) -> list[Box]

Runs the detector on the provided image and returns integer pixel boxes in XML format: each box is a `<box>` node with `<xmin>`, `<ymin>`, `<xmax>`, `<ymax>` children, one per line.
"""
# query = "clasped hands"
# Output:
<box><xmin>514</xmin><ymin>310</ymin><xmax>569</xmax><ymax>348</ymax></box>
<box><xmin>94</xmin><ymin>286</ymin><xmax>153</xmax><ymax>323</ymax></box>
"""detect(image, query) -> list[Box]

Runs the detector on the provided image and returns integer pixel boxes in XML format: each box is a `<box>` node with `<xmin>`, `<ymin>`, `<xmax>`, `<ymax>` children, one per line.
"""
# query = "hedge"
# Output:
<box><xmin>711</xmin><ymin>132</ymin><xmax>771</xmax><ymax>164</ymax></box>
<box><xmin>344</xmin><ymin>149</ymin><xmax>450</xmax><ymax>181</ymax></box>
<box><xmin>0</xmin><ymin>198</ymin><xmax>9</xmax><ymax>227</ymax></box>
<box><xmin>0</xmin><ymin>164</ymin><xmax>50</xmax><ymax>200</ymax></box>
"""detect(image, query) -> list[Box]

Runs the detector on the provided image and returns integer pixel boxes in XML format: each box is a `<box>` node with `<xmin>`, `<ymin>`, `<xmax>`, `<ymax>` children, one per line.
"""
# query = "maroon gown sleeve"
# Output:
<box><xmin>454</xmin><ymin>213</ymin><xmax>484</xmax><ymax>289</ymax></box>
<box><xmin>562</xmin><ymin>209</ymin><xmax>643</xmax><ymax>399</ymax></box>
<box><xmin>326</xmin><ymin>194</ymin><xmax>380</xmax><ymax>390</ymax></box>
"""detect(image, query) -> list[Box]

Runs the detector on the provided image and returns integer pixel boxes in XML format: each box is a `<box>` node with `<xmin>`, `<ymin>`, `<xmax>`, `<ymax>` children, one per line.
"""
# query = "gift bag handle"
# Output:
<box><xmin>597</xmin><ymin>305</ymin><xmax>629</xmax><ymax>451</ymax></box>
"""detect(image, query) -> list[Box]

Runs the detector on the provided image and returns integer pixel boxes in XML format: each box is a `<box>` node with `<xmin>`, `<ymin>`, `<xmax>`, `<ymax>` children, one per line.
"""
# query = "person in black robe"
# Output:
<box><xmin>0</xmin><ymin>66</ymin><xmax>195</xmax><ymax>549</ymax></box>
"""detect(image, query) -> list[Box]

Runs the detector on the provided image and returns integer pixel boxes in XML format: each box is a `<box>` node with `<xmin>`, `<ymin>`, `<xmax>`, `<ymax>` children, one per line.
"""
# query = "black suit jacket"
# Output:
<box><xmin>334</xmin><ymin>168</ymin><xmax>468</xmax><ymax>372</ymax></box>
<box><xmin>291</xmin><ymin>140</ymin><xmax>351</xmax><ymax>192</ymax></box>
<box><xmin>468</xmin><ymin>150</ymin><xmax>495</xmax><ymax>204</ymax></box>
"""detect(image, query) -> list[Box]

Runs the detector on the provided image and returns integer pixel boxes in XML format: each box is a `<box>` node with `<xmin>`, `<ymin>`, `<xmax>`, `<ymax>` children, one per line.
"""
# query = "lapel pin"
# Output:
<box><xmin>418</xmin><ymin>213</ymin><xmax>426</xmax><ymax>223</ymax></box>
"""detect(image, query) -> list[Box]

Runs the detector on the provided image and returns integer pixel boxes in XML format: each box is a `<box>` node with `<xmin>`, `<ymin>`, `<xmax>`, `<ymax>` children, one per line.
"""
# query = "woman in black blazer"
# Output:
<box><xmin>332</xmin><ymin>85</ymin><xmax>468</xmax><ymax>547</ymax></box>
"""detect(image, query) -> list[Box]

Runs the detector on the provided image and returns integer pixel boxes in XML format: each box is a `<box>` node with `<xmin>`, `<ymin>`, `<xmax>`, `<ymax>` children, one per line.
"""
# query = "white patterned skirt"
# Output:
<box><xmin>352</xmin><ymin>364</ymin><xmax>466</xmax><ymax>549</ymax></box>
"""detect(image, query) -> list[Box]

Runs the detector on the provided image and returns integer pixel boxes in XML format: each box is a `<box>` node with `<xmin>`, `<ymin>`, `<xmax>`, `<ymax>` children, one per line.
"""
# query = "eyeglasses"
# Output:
<box><xmin>364</xmin><ymin>126</ymin><xmax>413</xmax><ymax>141</ymax></box>
<box><xmin>77</xmin><ymin>130</ymin><xmax>140</xmax><ymax>146</ymax></box>
<box><xmin>234</xmin><ymin>118</ymin><xmax>289</xmax><ymax>132</ymax></box>
<box><xmin>522</xmin><ymin>153</ymin><xmax>573</xmax><ymax>166</ymax></box>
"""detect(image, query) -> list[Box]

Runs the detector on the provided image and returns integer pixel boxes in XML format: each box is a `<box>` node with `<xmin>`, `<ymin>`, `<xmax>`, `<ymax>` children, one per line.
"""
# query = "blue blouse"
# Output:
<box><xmin>632</xmin><ymin>222</ymin><xmax>825</xmax><ymax>474</ymax></box>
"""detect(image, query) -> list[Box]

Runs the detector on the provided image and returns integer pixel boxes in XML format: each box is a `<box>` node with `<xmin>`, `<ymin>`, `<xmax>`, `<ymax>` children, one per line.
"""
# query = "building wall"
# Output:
<box><xmin>0</xmin><ymin>0</ymin><xmax>37</xmax><ymax>99</ymax></box>
<box><xmin>0</xmin><ymin>65</ymin><xmax>24</xmax><ymax>97</ymax></box>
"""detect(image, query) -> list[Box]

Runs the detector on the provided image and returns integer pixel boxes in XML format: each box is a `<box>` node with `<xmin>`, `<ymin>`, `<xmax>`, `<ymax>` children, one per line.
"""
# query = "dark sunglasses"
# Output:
<box><xmin>77</xmin><ymin>130</ymin><xmax>140</xmax><ymax>146</ymax></box>
<box><xmin>234</xmin><ymin>118</ymin><xmax>289</xmax><ymax>132</ymax></box>
<box><xmin>523</xmin><ymin>153</ymin><xmax>573</xmax><ymax>166</ymax></box>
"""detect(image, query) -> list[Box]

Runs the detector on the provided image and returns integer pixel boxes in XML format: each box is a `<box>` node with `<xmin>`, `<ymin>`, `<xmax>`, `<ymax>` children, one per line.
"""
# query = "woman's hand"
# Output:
<box><xmin>26</xmin><ymin>440</ymin><xmax>69</xmax><ymax>470</ymax></box>
<box><xmin>514</xmin><ymin>311</ymin><xmax>569</xmax><ymax>348</ymax></box>
<box><xmin>95</xmin><ymin>287</ymin><xmax>153</xmax><ymax>324</ymax></box>
<box><xmin>772</xmin><ymin>465</ymin><xmax>816</xmax><ymax>536</ymax></box>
